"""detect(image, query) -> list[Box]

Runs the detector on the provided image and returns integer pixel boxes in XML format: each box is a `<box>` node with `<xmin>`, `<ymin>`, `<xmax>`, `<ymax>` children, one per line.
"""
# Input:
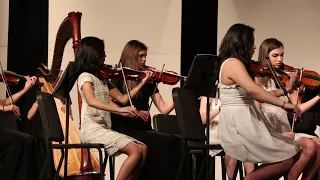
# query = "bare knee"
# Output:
<box><xmin>312</xmin><ymin>138</ymin><xmax>320</xmax><ymax>147</ymax></box>
<box><xmin>299</xmin><ymin>138</ymin><xmax>317</xmax><ymax>157</ymax></box>
<box><xmin>281</xmin><ymin>157</ymin><xmax>295</xmax><ymax>171</ymax></box>
<box><xmin>138</xmin><ymin>144</ymin><xmax>148</xmax><ymax>157</ymax></box>
<box><xmin>225</xmin><ymin>154</ymin><xmax>237</xmax><ymax>166</ymax></box>
<box><xmin>122</xmin><ymin>143</ymin><xmax>143</xmax><ymax>160</ymax></box>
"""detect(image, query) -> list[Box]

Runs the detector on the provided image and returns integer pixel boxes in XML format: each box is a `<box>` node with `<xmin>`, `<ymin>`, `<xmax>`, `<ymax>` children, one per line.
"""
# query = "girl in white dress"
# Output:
<box><xmin>72</xmin><ymin>36</ymin><xmax>153</xmax><ymax>180</ymax></box>
<box><xmin>256</xmin><ymin>38</ymin><xmax>320</xmax><ymax>179</ymax></box>
<box><xmin>217</xmin><ymin>23</ymin><xmax>316</xmax><ymax>180</ymax></box>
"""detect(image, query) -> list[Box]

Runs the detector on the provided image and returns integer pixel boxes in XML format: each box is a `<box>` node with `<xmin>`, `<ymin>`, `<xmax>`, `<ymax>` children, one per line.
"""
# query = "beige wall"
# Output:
<box><xmin>49</xmin><ymin>0</ymin><xmax>181</xmax><ymax>179</ymax></box>
<box><xmin>218</xmin><ymin>0</ymin><xmax>320</xmax><ymax>71</ymax></box>
<box><xmin>0</xmin><ymin>1</ymin><xmax>9</xmax><ymax>97</ymax></box>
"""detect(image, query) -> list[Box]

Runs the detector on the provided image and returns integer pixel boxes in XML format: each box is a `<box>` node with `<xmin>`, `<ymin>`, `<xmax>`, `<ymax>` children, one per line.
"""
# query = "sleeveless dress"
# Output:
<box><xmin>206</xmin><ymin>98</ymin><xmax>222</xmax><ymax>157</ymax></box>
<box><xmin>217</xmin><ymin>59</ymin><xmax>301</xmax><ymax>163</ymax></box>
<box><xmin>78</xmin><ymin>72</ymin><xmax>139</xmax><ymax>156</ymax></box>
<box><xmin>260</xmin><ymin>77</ymin><xmax>316</xmax><ymax>140</ymax></box>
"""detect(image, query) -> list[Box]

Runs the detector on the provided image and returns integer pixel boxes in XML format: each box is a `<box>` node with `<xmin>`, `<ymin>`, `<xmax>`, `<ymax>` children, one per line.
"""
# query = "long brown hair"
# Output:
<box><xmin>119</xmin><ymin>40</ymin><xmax>148</xmax><ymax>93</ymax></box>
<box><xmin>258</xmin><ymin>38</ymin><xmax>284</xmax><ymax>87</ymax></box>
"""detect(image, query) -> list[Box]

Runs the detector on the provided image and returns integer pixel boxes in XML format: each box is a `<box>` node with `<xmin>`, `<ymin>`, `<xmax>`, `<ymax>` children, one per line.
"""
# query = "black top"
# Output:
<box><xmin>290</xmin><ymin>88</ymin><xmax>320</xmax><ymax>136</ymax></box>
<box><xmin>109</xmin><ymin>77</ymin><xmax>159</xmax><ymax>132</ymax></box>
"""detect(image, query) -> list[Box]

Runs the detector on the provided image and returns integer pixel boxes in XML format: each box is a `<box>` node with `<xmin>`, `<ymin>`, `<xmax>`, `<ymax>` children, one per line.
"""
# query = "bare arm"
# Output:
<box><xmin>82</xmin><ymin>82</ymin><xmax>136</xmax><ymax>115</ymax></box>
<box><xmin>109</xmin><ymin>71</ymin><xmax>153</xmax><ymax>105</ymax></box>
<box><xmin>27</xmin><ymin>102</ymin><xmax>38</xmax><ymax>120</ymax></box>
<box><xmin>224</xmin><ymin>59</ymin><xmax>290</xmax><ymax>108</ymax></box>
<box><xmin>199</xmin><ymin>96</ymin><xmax>220</xmax><ymax>124</ymax></box>
<box><xmin>3</xmin><ymin>76</ymin><xmax>37</xmax><ymax>105</ymax></box>
<box><xmin>109</xmin><ymin>80</ymin><xmax>146</xmax><ymax>105</ymax></box>
<box><xmin>0</xmin><ymin>99</ymin><xmax>6</xmax><ymax>106</ymax></box>
<box><xmin>4</xmin><ymin>88</ymin><xmax>29</xmax><ymax>105</ymax></box>
<box><xmin>290</xmin><ymin>90</ymin><xmax>320</xmax><ymax>113</ymax></box>
<box><xmin>152</xmin><ymin>92</ymin><xmax>174</xmax><ymax>115</ymax></box>
<box><xmin>108</xmin><ymin>99</ymin><xmax>126</xmax><ymax>115</ymax></box>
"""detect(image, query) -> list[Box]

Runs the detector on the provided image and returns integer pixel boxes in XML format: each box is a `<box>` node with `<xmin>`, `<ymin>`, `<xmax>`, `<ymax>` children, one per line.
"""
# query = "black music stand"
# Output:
<box><xmin>52</xmin><ymin>62</ymin><xmax>77</xmax><ymax>178</ymax></box>
<box><xmin>183</xmin><ymin>54</ymin><xmax>219</xmax><ymax>180</ymax></box>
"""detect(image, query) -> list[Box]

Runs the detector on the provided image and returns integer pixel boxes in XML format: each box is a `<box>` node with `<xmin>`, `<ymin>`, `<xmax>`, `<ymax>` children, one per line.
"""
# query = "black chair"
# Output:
<box><xmin>151</xmin><ymin>114</ymin><xmax>182</xmax><ymax>180</ymax></box>
<box><xmin>173</xmin><ymin>87</ymin><xmax>247</xmax><ymax>180</ymax></box>
<box><xmin>172</xmin><ymin>88</ymin><xmax>225</xmax><ymax>180</ymax></box>
<box><xmin>36</xmin><ymin>91</ymin><xmax>108</xmax><ymax>180</ymax></box>
<box><xmin>153</xmin><ymin>114</ymin><xmax>180</xmax><ymax>135</ymax></box>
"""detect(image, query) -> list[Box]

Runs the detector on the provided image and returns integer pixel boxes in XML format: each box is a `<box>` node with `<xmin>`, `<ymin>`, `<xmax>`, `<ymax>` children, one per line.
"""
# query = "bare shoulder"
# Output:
<box><xmin>224</xmin><ymin>58</ymin><xmax>244</xmax><ymax>65</ymax></box>
<box><xmin>222</xmin><ymin>58</ymin><xmax>246</xmax><ymax>70</ymax></box>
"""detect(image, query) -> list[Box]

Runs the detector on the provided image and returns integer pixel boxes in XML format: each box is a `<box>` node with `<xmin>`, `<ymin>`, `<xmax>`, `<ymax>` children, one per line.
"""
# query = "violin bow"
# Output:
<box><xmin>0</xmin><ymin>61</ymin><xmax>21</xmax><ymax>121</ymax></box>
<box><xmin>265</xmin><ymin>58</ymin><xmax>289</xmax><ymax>97</ymax></box>
<box><xmin>119</xmin><ymin>62</ymin><xmax>133</xmax><ymax>107</ymax></box>
<box><xmin>291</xmin><ymin>68</ymin><xmax>304</xmax><ymax>132</ymax></box>
<box><xmin>148</xmin><ymin>64</ymin><xmax>165</xmax><ymax>111</ymax></box>
<box><xmin>265</xmin><ymin>58</ymin><xmax>300</xmax><ymax>131</ymax></box>
<box><xmin>265</xmin><ymin>57</ymin><xmax>292</xmax><ymax>99</ymax></box>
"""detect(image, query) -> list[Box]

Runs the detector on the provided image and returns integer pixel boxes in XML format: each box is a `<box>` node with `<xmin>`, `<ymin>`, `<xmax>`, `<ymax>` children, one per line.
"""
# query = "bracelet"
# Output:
<box><xmin>281</xmin><ymin>102</ymin><xmax>286</xmax><ymax>108</ymax></box>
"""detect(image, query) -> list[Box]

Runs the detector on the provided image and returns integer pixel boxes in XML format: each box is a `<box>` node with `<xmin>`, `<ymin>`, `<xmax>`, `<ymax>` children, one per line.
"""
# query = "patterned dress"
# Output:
<box><xmin>78</xmin><ymin>72</ymin><xmax>138</xmax><ymax>156</ymax></box>
<box><xmin>217</xmin><ymin>59</ymin><xmax>300</xmax><ymax>163</ymax></box>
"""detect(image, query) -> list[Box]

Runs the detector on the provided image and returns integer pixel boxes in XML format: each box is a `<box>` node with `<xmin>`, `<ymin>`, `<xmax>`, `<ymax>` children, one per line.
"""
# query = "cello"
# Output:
<box><xmin>37</xmin><ymin>12</ymin><xmax>101</xmax><ymax>179</ymax></box>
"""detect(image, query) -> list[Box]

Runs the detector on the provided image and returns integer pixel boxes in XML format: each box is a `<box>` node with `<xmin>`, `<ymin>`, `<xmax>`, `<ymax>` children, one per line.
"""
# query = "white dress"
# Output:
<box><xmin>260</xmin><ymin>77</ymin><xmax>316</xmax><ymax>140</ymax></box>
<box><xmin>217</xmin><ymin>59</ymin><xmax>300</xmax><ymax>163</ymax></box>
<box><xmin>78</xmin><ymin>72</ymin><xmax>139</xmax><ymax>156</ymax></box>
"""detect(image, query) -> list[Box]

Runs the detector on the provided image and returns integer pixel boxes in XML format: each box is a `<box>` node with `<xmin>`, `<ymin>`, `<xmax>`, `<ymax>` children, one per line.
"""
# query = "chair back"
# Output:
<box><xmin>172</xmin><ymin>87</ymin><xmax>206</xmax><ymax>142</ymax></box>
<box><xmin>153</xmin><ymin>114</ymin><xmax>179</xmax><ymax>135</ymax></box>
<box><xmin>36</xmin><ymin>91</ymin><xmax>64</xmax><ymax>142</ymax></box>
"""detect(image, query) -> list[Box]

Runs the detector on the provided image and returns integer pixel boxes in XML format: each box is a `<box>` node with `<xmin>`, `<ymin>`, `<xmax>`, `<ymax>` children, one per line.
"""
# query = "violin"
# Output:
<box><xmin>143</xmin><ymin>65</ymin><xmax>186</xmax><ymax>85</ymax></box>
<box><xmin>279</xmin><ymin>64</ymin><xmax>320</xmax><ymax>90</ymax></box>
<box><xmin>250</xmin><ymin>61</ymin><xmax>302</xmax><ymax>88</ymax></box>
<box><xmin>0</xmin><ymin>71</ymin><xmax>27</xmax><ymax>86</ymax></box>
<box><xmin>0</xmin><ymin>71</ymin><xmax>43</xmax><ymax>87</ymax></box>
<box><xmin>99</xmin><ymin>64</ymin><xmax>186</xmax><ymax>85</ymax></box>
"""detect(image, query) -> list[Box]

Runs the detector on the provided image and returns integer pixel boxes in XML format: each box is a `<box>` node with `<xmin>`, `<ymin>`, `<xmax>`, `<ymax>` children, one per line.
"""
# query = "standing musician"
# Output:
<box><xmin>71</xmin><ymin>36</ymin><xmax>151</xmax><ymax>180</ymax></box>
<box><xmin>0</xmin><ymin>75</ymin><xmax>40</xmax><ymax>180</ymax></box>
<box><xmin>110</xmin><ymin>40</ymin><xmax>177</xmax><ymax>180</ymax></box>
<box><xmin>255</xmin><ymin>38</ymin><xmax>320</xmax><ymax>178</ymax></box>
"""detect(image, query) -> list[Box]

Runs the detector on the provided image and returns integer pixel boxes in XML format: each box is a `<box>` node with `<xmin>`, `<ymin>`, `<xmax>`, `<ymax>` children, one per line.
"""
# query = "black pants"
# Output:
<box><xmin>0</xmin><ymin>128</ymin><xmax>39</xmax><ymax>180</ymax></box>
<box><xmin>112</xmin><ymin>120</ymin><xmax>181</xmax><ymax>180</ymax></box>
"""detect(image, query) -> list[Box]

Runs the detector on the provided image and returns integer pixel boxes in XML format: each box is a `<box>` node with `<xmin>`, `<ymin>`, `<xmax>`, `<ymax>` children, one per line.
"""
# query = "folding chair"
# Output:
<box><xmin>36</xmin><ymin>91</ymin><xmax>108</xmax><ymax>180</ymax></box>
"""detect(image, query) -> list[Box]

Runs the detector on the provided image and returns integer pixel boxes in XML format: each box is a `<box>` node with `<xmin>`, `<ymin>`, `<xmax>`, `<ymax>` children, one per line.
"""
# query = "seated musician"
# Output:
<box><xmin>255</xmin><ymin>38</ymin><xmax>320</xmax><ymax>179</ymax></box>
<box><xmin>0</xmin><ymin>75</ymin><xmax>40</xmax><ymax>180</ymax></box>
<box><xmin>110</xmin><ymin>40</ymin><xmax>178</xmax><ymax>180</ymax></box>
<box><xmin>70</xmin><ymin>36</ymin><xmax>151</xmax><ymax>180</ymax></box>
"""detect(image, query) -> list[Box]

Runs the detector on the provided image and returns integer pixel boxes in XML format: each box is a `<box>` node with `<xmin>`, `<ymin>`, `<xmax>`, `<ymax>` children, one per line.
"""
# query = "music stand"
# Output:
<box><xmin>183</xmin><ymin>54</ymin><xmax>218</xmax><ymax>180</ymax></box>
<box><xmin>52</xmin><ymin>62</ymin><xmax>77</xmax><ymax>178</ymax></box>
